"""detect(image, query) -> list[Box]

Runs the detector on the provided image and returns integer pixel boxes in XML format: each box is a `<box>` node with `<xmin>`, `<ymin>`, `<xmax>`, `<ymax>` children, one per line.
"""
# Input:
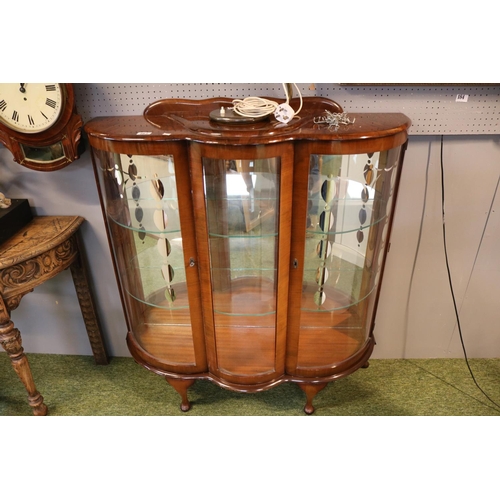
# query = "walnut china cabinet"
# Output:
<box><xmin>85</xmin><ymin>97</ymin><xmax>410</xmax><ymax>413</ymax></box>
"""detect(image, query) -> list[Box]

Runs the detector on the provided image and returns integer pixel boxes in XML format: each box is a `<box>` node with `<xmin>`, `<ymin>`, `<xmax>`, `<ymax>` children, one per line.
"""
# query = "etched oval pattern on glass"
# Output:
<box><xmin>153</xmin><ymin>209</ymin><xmax>168</xmax><ymax>232</ymax></box>
<box><xmin>321</xmin><ymin>179</ymin><xmax>336</xmax><ymax>206</ymax></box>
<box><xmin>316</xmin><ymin>239</ymin><xmax>332</xmax><ymax>259</ymax></box>
<box><xmin>359</xmin><ymin>208</ymin><xmax>367</xmax><ymax>225</ymax></box>
<box><xmin>150</xmin><ymin>176</ymin><xmax>165</xmax><ymax>201</ymax></box>
<box><xmin>162</xmin><ymin>264</ymin><xmax>175</xmax><ymax>283</ymax></box>
<box><xmin>315</xmin><ymin>266</ymin><xmax>329</xmax><ymax>286</ymax></box>
<box><xmin>313</xmin><ymin>291</ymin><xmax>326</xmax><ymax>306</ymax></box>
<box><xmin>156</xmin><ymin>238</ymin><xmax>171</xmax><ymax>258</ymax></box>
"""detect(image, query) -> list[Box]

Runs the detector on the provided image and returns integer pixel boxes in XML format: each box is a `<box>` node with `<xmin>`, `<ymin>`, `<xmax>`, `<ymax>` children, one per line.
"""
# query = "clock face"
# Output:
<box><xmin>0</xmin><ymin>83</ymin><xmax>63</xmax><ymax>134</ymax></box>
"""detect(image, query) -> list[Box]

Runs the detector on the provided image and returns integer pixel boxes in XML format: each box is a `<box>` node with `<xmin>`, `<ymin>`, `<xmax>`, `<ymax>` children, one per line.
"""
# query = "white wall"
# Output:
<box><xmin>1</xmin><ymin>84</ymin><xmax>500</xmax><ymax>359</ymax></box>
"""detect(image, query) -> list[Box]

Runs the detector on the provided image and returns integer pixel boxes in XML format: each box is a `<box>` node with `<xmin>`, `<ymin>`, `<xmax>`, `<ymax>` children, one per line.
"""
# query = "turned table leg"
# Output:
<box><xmin>298</xmin><ymin>382</ymin><xmax>328</xmax><ymax>415</ymax></box>
<box><xmin>166</xmin><ymin>378</ymin><xmax>196</xmax><ymax>412</ymax></box>
<box><xmin>0</xmin><ymin>296</ymin><xmax>47</xmax><ymax>416</ymax></box>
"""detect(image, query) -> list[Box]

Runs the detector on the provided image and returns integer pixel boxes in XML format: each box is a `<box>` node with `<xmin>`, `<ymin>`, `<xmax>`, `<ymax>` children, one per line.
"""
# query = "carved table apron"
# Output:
<box><xmin>0</xmin><ymin>216</ymin><xmax>108</xmax><ymax>415</ymax></box>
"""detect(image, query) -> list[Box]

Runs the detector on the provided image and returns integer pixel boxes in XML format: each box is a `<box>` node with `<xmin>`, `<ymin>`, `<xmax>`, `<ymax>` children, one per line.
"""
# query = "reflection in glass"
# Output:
<box><xmin>297</xmin><ymin>148</ymin><xmax>401</xmax><ymax>368</ymax></box>
<box><xmin>93</xmin><ymin>152</ymin><xmax>195</xmax><ymax>366</ymax></box>
<box><xmin>21</xmin><ymin>142</ymin><xmax>65</xmax><ymax>162</ymax></box>
<box><xmin>203</xmin><ymin>157</ymin><xmax>280</xmax><ymax>376</ymax></box>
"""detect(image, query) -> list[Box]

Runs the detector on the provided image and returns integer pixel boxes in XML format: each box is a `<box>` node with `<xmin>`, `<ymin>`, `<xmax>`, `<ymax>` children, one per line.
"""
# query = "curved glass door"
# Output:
<box><xmin>203</xmin><ymin>157</ymin><xmax>280</xmax><ymax>376</ymax></box>
<box><xmin>297</xmin><ymin>147</ymin><xmax>402</xmax><ymax>368</ymax></box>
<box><xmin>93</xmin><ymin>151</ymin><xmax>197</xmax><ymax>366</ymax></box>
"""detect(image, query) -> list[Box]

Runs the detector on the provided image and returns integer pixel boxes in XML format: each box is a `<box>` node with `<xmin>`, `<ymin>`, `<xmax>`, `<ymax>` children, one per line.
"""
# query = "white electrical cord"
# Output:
<box><xmin>231</xmin><ymin>96</ymin><xmax>278</xmax><ymax>118</ymax></box>
<box><xmin>231</xmin><ymin>83</ymin><xmax>303</xmax><ymax>123</ymax></box>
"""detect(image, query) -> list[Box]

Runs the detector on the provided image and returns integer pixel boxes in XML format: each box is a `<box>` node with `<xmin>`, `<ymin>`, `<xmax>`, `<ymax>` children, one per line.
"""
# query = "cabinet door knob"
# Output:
<box><xmin>189</xmin><ymin>258</ymin><xmax>196</xmax><ymax>267</ymax></box>
<box><xmin>293</xmin><ymin>258</ymin><xmax>298</xmax><ymax>269</ymax></box>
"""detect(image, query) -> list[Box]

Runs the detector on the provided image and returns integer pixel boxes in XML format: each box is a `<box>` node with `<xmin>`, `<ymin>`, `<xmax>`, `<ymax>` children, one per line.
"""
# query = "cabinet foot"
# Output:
<box><xmin>362</xmin><ymin>361</ymin><xmax>370</xmax><ymax>369</ymax></box>
<box><xmin>298</xmin><ymin>382</ymin><xmax>328</xmax><ymax>415</ymax></box>
<box><xmin>166</xmin><ymin>378</ymin><xmax>195</xmax><ymax>412</ymax></box>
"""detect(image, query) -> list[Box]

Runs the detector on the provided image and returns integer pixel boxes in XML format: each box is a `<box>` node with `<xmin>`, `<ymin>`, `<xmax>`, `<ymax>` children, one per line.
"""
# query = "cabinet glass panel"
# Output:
<box><xmin>93</xmin><ymin>151</ymin><xmax>195</xmax><ymax>365</ymax></box>
<box><xmin>203</xmin><ymin>158</ymin><xmax>279</xmax><ymax>376</ymax></box>
<box><xmin>298</xmin><ymin>148</ymin><xmax>401</xmax><ymax>367</ymax></box>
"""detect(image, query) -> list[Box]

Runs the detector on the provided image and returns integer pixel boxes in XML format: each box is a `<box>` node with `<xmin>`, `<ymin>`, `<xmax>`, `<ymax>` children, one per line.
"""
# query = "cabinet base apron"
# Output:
<box><xmin>127</xmin><ymin>331</ymin><xmax>375</xmax><ymax>414</ymax></box>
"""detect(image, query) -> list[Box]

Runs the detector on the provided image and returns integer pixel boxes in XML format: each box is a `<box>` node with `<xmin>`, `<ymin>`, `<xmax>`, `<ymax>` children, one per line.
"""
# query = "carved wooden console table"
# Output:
<box><xmin>0</xmin><ymin>216</ymin><xmax>108</xmax><ymax>415</ymax></box>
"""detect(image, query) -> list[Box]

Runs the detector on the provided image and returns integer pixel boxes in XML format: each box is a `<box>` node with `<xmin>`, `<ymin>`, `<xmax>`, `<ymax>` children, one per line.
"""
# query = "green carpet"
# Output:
<box><xmin>1</xmin><ymin>353</ymin><xmax>500</xmax><ymax>416</ymax></box>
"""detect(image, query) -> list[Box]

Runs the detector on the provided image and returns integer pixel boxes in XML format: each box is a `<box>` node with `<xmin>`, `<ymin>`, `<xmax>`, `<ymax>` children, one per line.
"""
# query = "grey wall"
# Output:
<box><xmin>1</xmin><ymin>83</ymin><xmax>499</xmax><ymax>359</ymax></box>
<box><xmin>376</xmin><ymin>134</ymin><xmax>500</xmax><ymax>358</ymax></box>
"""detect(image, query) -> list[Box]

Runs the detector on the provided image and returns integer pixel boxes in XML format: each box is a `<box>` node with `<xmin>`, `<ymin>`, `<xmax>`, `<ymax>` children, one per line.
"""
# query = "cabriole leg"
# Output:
<box><xmin>298</xmin><ymin>382</ymin><xmax>328</xmax><ymax>415</ymax></box>
<box><xmin>166</xmin><ymin>378</ymin><xmax>195</xmax><ymax>412</ymax></box>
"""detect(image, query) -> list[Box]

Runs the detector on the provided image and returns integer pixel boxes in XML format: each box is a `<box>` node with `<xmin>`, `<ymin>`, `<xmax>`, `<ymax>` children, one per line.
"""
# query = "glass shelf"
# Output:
<box><xmin>98</xmin><ymin>152</ymin><xmax>192</xmax><ymax>317</ymax></box>
<box><xmin>212</xmin><ymin>275</ymin><xmax>277</xmax><ymax>317</ymax></box>
<box><xmin>204</xmin><ymin>196</ymin><xmax>278</xmax><ymax>202</ymax></box>
<box><xmin>203</xmin><ymin>156</ymin><xmax>279</xmax><ymax>361</ymax></box>
<box><xmin>305</xmin><ymin>214</ymin><xmax>387</xmax><ymax>237</ymax></box>
<box><xmin>297</xmin><ymin>151</ymin><xmax>398</xmax><ymax>356</ymax></box>
<box><xmin>111</xmin><ymin>218</ymin><xmax>181</xmax><ymax>236</ymax></box>
<box><xmin>300</xmin><ymin>282</ymin><xmax>377</xmax><ymax>312</ymax></box>
<box><xmin>126</xmin><ymin>287</ymin><xmax>190</xmax><ymax>311</ymax></box>
<box><xmin>208</xmin><ymin>231</ymin><xmax>278</xmax><ymax>238</ymax></box>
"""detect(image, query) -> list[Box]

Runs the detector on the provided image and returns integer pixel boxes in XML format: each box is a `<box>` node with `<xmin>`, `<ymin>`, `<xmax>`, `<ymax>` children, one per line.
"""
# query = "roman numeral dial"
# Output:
<box><xmin>0</xmin><ymin>83</ymin><xmax>63</xmax><ymax>134</ymax></box>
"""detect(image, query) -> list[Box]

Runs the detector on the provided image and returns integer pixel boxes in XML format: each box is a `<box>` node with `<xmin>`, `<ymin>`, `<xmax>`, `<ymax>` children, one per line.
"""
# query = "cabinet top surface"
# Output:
<box><xmin>0</xmin><ymin>216</ymin><xmax>84</xmax><ymax>268</ymax></box>
<box><xmin>84</xmin><ymin>97</ymin><xmax>411</xmax><ymax>147</ymax></box>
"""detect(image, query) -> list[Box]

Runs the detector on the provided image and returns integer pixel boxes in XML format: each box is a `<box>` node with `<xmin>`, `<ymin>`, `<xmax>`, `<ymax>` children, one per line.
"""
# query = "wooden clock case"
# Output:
<box><xmin>0</xmin><ymin>83</ymin><xmax>83</xmax><ymax>172</ymax></box>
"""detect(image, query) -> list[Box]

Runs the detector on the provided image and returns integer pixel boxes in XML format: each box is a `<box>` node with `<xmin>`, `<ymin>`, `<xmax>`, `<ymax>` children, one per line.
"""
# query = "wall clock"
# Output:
<box><xmin>0</xmin><ymin>83</ymin><xmax>83</xmax><ymax>171</ymax></box>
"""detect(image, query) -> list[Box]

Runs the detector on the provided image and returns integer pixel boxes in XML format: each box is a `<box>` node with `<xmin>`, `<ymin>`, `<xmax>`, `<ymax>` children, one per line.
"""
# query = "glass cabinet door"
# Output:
<box><xmin>93</xmin><ymin>150</ymin><xmax>203</xmax><ymax>370</ymax></box>
<box><xmin>202</xmin><ymin>156</ymin><xmax>280</xmax><ymax>377</ymax></box>
<box><xmin>293</xmin><ymin>146</ymin><xmax>403</xmax><ymax>371</ymax></box>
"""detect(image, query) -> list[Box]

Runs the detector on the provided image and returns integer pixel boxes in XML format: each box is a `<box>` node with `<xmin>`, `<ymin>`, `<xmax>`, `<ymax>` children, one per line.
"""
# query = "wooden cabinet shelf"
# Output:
<box><xmin>85</xmin><ymin>96</ymin><xmax>410</xmax><ymax>413</ymax></box>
